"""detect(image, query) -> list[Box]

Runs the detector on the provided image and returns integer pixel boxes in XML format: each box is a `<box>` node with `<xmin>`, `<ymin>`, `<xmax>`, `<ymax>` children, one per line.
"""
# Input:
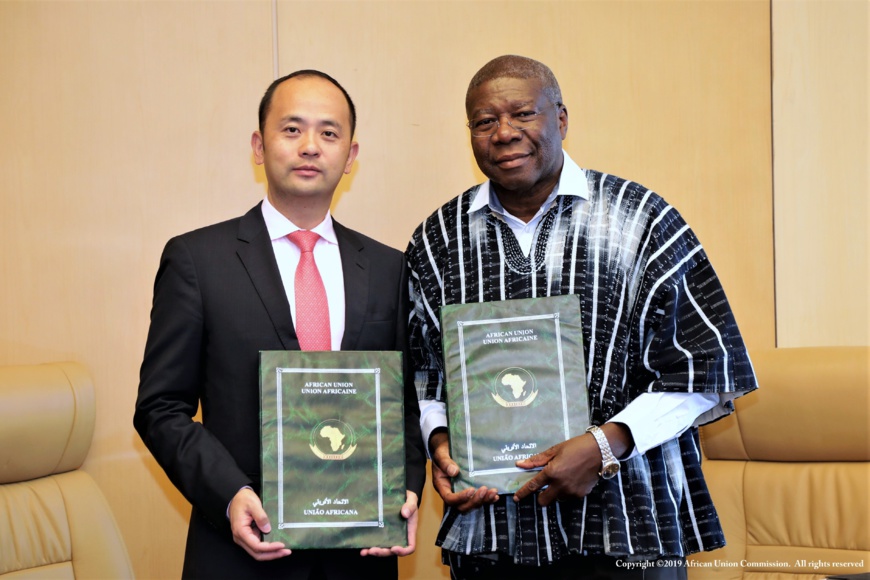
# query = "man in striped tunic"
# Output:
<box><xmin>406</xmin><ymin>55</ymin><xmax>758</xmax><ymax>579</ymax></box>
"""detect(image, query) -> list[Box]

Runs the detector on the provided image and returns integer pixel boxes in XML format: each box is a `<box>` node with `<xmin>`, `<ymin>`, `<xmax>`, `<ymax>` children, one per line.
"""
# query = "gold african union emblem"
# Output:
<box><xmin>309</xmin><ymin>419</ymin><xmax>358</xmax><ymax>460</ymax></box>
<box><xmin>491</xmin><ymin>367</ymin><xmax>538</xmax><ymax>407</ymax></box>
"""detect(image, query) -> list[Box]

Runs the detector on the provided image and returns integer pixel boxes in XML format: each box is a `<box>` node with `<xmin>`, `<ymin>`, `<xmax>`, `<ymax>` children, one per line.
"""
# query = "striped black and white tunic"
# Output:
<box><xmin>405</xmin><ymin>154</ymin><xmax>757</xmax><ymax>564</ymax></box>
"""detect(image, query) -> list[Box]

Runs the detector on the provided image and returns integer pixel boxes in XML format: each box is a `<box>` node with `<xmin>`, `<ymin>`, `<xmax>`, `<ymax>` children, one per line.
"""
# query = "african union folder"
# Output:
<box><xmin>440</xmin><ymin>295</ymin><xmax>589</xmax><ymax>493</ymax></box>
<box><xmin>259</xmin><ymin>351</ymin><xmax>406</xmax><ymax>548</ymax></box>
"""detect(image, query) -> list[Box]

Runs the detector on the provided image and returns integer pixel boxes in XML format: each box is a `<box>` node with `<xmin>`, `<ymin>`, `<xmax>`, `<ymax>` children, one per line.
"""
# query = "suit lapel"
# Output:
<box><xmin>236</xmin><ymin>204</ymin><xmax>299</xmax><ymax>350</ymax></box>
<box><xmin>335</xmin><ymin>220</ymin><xmax>369</xmax><ymax>350</ymax></box>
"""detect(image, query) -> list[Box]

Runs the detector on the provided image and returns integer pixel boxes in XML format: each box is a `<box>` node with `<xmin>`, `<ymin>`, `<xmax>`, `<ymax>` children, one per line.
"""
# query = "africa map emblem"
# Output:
<box><xmin>309</xmin><ymin>419</ymin><xmax>358</xmax><ymax>460</ymax></box>
<box><xmin>491</xmin><ymin>367</ymin><xmax>538</xmax><ymax>407</ymax></box>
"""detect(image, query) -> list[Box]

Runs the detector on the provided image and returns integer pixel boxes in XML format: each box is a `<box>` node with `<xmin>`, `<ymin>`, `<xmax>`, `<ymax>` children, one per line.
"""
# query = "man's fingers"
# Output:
<box><xmin>228</xmin><ymin>488</ymin><xmax>291</xmax><ymax>561</ymax></box>
<box><xmin>233</xmin><ymin>527</ymin><xmax>291</xmax><ymax>561</ymax></box>
<box><xmin>431</xmin><ymin>460</ymin><xmax>471</xmax><ymax>504</ymax></box>
<box><xmin>512</xmin><ymin>470</ymin><xmax>550</xmax><ymax>502</ymax></box>
<box><xmin>249</xmin><ymin>542</ymin><xmax>292</xmax><ymax>561</ymax></box>
<box><xmin>430</xmin><ymin>432</ymin><xmax>460</xmax><ymax>477</ymax></box>
<box><xmin>515</xmin><ymin>444</ymin><xmax>559</xmax><ymax>469</ymax></box>
<box><xmin>400</xmin><ymin>503</ymin><xmax>415</xmax><ymax>519</ymax></box>
<box><xmin>255</xmin><ymin>550</ymin><xmax>293</xmax><ymax>561</ymax></box>
<box><xmin>432</xmin><ymin>474</ymin><xmax>458</xmax><ymax>497</ymax></box>
<box><xmin>364</xmin><ymin>490</ymin><xmax>419</xmax><ymax>557</ymax></box>
<box><xmin>391</xmin><ymin>494</ymin><xmax>418</xmax><ymax>557</ymax></box>
<box><xmin>451</xmin><ymin>485</ymin><xmax>499</xmax><ymax>513</ymax></box>
<box><xmin>401</xmin><ymin>491</ymin><xmax>419</xmax><ymax>519</ymax></box>
<box><xmin>436</xmin><ymin>478</ymin><xmax>492</xmax><ymax>511</ymax></box>
<box><xmin>431</xmin><ymin>456</ymin><xmax>500</xmax><ymax>512</ymax></box>
<box><xmin>513</xmin><ymin>443</ymin><xmax>560</xmax><ymax>502</ymax></box>
<box><xmin>405</xmin><ymin>504</ymin><xmax>418</xmax><ymax>553</ymax></box>
<box><xmin>436</xmin><ymin>482</ymin><xmax>475</xmax><ymax>507</ymax></box>
<box><xmin>252</xmin><ymin>508</ymin><xmax>272</xmax><ymax>534</ymax></box>
<box><xmin>432</xmin><ymin>450</ymin><xmax>459</xmax><ymax>477</ymax></box>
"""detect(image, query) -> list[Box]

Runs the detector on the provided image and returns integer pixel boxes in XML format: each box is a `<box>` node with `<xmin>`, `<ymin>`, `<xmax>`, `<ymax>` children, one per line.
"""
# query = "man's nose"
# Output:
<box><xmin>493</xmin><ymin>114</ymin><xmax>522</xmax><ymax>142</ymax></box>
<box><xmin>299</xmin><ymin>131</ymin><xmax>320</xmax><ymax>155</ymax></box>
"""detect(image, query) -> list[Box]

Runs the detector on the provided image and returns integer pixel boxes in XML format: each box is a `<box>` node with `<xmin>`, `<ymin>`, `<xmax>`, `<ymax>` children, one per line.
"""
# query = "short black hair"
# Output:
<box><xmin>466</xmin><ymin>55</ymin><xmax>562</xmax><ymax>115</ymax></box>
<box><xmin>257</xmin><ymin>69</ymin><xmax>357</xmax><ymax>136</ymax></box>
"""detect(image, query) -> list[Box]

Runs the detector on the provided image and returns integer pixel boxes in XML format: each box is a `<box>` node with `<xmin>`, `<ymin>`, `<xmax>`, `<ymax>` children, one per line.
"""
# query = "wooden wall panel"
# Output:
<box><xmin>0</xmin><ymin>2</ymin><xmax>272</xmax><ymax>579</ymax></box>
<box><xmin>772</xmin><ymin>0</ymin><xmax>869</xmax><ymax>347</ymax></box>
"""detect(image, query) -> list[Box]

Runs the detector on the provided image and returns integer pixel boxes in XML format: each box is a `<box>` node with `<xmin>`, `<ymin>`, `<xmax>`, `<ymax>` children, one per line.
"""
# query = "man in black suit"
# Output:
<box><xmin>134</xmin><ymin>70</ymin><xmax>426</xmax><ymax>579</ymax></box>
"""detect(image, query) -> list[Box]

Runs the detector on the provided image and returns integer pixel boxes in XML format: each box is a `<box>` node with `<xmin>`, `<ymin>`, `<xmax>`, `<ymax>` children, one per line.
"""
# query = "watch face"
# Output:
<box><xmin>601</xmin><ymin>461</ymin><xmax>620</xmax><ymax>479</ymax></box>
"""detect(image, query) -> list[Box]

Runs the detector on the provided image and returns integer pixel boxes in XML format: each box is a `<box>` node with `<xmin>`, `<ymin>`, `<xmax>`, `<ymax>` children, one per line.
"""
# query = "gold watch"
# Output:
<box><xmin>586</xmin><ymin>425</ymin><xmax>620</xmax><ymax>479</ymax></box>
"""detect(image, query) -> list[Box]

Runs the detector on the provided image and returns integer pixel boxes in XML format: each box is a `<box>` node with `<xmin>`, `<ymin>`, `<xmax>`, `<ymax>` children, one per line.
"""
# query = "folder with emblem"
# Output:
<box><xmin>259</xmin><ymin>350</ymin><xmax>407</xmax><ymax>549</ymax></box>
<box><xmin>440</xmin><ymin>295</ymin><xmax>589</xmax><ymax>493</ymax></box>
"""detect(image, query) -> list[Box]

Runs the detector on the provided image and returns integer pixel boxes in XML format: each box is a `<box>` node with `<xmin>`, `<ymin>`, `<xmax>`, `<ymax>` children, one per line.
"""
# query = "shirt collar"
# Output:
<box><xmin>261</xmin><ymin>197</ymin><xmax>338</xmax><ymax>245</ymax></box>
<box><xmin>467</xmin><ymin>150</ymin><xmax>590</xmax><ymax>216</ymax></box>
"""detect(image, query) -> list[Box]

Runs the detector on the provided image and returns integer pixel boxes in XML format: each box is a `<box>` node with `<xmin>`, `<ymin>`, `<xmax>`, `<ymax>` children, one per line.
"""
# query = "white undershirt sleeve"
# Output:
<box><xmin>608</xmin><ymin>392</ymin><xmax>720</xmax><ymax>458</ymax></box>
<box><xmin>419</xmin><ymin>399</ymin><xmax>448</xmax><ymax>459</ymax></box>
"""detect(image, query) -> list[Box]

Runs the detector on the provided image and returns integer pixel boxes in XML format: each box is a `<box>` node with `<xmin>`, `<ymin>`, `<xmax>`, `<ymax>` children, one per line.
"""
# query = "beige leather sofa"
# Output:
<box><xmin>0</xmin><ymin>362</ymin><xmax>133</xmax><ymax>579</ymax></box>
<box><xmin>688</xmin><ymin>347</ymin><xmax>869</xmax><ymax>579</ymax></box>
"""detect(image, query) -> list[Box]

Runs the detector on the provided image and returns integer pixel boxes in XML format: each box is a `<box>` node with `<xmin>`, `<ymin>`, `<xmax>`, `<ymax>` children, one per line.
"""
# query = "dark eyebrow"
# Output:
<box><xmin>278</xmin><ymin>115</ymin><xmax>305</xmax><ymax>125</ymax></box>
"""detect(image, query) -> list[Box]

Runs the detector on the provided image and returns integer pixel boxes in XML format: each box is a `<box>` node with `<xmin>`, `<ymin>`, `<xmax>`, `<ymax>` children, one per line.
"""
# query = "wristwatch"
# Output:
<box><xmin>586</xmin><ymin>425</ymin><xmax>620</xmax><ymax>479</ymax></box>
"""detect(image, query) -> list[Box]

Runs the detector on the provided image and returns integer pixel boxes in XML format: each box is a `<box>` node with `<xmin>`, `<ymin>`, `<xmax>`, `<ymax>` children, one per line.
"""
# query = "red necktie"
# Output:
<box><xmin>287</xmin><ymin>230</ymin><xmax>331</xmax><ymax>351</ymax></box>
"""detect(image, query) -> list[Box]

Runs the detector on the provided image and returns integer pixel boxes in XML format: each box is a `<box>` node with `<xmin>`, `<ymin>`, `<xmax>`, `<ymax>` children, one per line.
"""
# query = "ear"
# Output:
<box><xmin>558</xmin><ymin>105</ymin><xmax>568</xmax><ymax>140</ymax></box>
<box><xmin>343</xmin><ymin>141</ymin><xmax>360</xmax><ymax>174</ymax></box>
<box><xmin>251</xmin><ymin>131</ymin><xmax>265</xmax><ymax>165</ymax></box>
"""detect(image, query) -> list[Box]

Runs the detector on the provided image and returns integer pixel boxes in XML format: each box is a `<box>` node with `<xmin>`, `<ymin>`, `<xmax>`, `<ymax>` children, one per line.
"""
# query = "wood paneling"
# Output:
<box><xmin>772</xmin><ymin>0</ymin><xmax>869</xmax><ymax>347</ymax></box>
<box><xmin>0</xmin><ymin>2</ymin><xmax>272</xmax><ymax>578</ymax></box>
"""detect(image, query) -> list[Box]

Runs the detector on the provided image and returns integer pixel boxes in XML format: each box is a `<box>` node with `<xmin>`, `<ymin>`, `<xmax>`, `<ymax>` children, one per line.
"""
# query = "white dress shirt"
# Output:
<box><xmin>261</xmin><ymin>197</ymin><xmax>345</xmax><ymax>350</ymax></box>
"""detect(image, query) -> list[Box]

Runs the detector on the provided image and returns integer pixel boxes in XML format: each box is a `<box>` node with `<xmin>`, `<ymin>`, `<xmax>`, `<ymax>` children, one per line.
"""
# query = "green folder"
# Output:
<box><xmin>440</xmin><ymin>295</ymin><xmax>589</xmax><ymax>493</ymax></box>
<box><xmin>259</xmin><ymin>350</ymin><xmax>407</xmax><ymax>549</ymax></box>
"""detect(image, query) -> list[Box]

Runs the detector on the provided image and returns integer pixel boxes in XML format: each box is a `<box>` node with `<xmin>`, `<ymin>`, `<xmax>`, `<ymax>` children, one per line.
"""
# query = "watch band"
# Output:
<box><xmin>586</xmin><ymin>425</ymin><xmax>619</xmax><ymax>477</ymax></box>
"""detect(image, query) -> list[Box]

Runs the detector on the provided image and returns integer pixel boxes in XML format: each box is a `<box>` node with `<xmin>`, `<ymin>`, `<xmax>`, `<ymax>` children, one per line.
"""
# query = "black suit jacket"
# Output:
<box><xmin>134</xmin><ymin>204</ymin><xmax>425</xmax><ymax>574</ymax></box>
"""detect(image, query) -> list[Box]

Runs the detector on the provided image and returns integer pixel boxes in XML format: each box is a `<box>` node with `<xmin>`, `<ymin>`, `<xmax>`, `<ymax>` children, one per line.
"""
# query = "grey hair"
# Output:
<box><xmin>466</xmin><ymin>55</ymin><xmax>563</xmax><ymax>114</ymax></box>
